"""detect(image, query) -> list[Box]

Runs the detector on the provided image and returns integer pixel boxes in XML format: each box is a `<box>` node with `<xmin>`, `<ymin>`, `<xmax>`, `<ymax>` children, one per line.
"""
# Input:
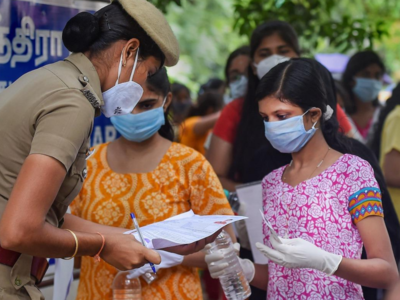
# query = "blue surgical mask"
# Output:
<box><xmin>229</xmin><ymin>75</ymin><xmax>248</xmax><ymax>99</ymax></box>
<box><xmin>352</xmin><ymin>77</ymin><xmax>382</xmax><ymax>103</ymax></box>
<box><xmin>110</xmin><ymin>98</ymin><xmax>166</xmax><ymax>143</ymax></box>
<box><xmin>264</xmin><ymin>109</ymin><xmax>317</xmax><ymax>153</ymax></box>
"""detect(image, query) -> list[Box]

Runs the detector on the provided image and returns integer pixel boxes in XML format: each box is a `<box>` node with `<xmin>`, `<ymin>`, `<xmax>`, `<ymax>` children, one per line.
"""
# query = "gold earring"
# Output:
<box><xmin>123</xmin><ymin>61</ymin><xmax>127</xmax><ymax>67</ymax></box>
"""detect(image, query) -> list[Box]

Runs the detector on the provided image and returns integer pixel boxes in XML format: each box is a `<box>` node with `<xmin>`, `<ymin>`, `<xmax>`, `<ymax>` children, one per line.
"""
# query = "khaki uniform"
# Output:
<box><xmin>0</xmin><ymin>53</ymin><xmax>103</xmax><ymax>299</ymax></box>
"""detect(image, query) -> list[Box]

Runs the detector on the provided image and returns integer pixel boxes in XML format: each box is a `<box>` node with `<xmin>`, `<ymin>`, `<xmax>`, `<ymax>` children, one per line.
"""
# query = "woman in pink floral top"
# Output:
<box><xmin>261</xmin><ymin>154</ymin><xmax>383</xmax><ymax>299</ymax></box>
<box><xmin>205</xmin><ymin>58</ymin><xmax>398</xmax><ymax>299</ymax></box>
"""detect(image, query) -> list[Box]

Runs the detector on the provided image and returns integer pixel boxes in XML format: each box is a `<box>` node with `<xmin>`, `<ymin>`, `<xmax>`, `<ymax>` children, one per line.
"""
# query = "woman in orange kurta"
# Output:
<box><xmin>179</xmin><ymin>92</ymin><xmax>224</xmax><ymax>154</ymax></box>
<box><xmin>71</xmin><ymin>68</ymin><xmax>235</xmax><ymax>300</ymax></box>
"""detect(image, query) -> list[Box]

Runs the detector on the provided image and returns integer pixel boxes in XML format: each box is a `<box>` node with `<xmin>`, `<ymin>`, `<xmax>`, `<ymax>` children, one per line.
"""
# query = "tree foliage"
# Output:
<box><xmin>146</xmin><ymin>0</ymin><xmax>400</xmax><ymax>86</ymax></box>
<box><xmin>232</xmin><ymin>0</ymin><xmax>391</xmax><ymax>54</ymax></box>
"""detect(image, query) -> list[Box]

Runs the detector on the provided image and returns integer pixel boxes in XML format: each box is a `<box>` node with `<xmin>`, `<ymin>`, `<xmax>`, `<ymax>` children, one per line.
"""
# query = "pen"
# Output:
<box><xmin>130</xmin><ymin>212</ymin><xmax>157</xmax><ymax>274</ymax></box>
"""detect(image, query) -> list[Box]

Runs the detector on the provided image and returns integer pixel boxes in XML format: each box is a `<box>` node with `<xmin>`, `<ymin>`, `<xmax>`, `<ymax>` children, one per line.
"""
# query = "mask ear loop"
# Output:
<box><xmin>303</xmin><ymin>107</ymin><xmax>319</xmax><ymax>129</ymax></box>
<box><xmin>311</xmin><ymin>120</ymin><xmax>318</xmax><ymax>129</ymax></box>
<box><xmin>129</xmin><ymin>48</ymin><xmax>140</xmax><ymax>82</ymax></box>
<box><xmin>116</xmin><ymin>50</ymin><xmax>124</xmax><ymax>85</ymax></box>
<box><xmin>160</xmin><ymin>96</ymin><xmax>167</xmax><ymax>109</ymax></box>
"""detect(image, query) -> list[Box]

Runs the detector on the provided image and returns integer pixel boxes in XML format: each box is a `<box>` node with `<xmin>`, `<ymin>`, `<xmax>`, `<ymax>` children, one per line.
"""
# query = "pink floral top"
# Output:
<box><xmin>262</xmin><ymin>154</ymin><xmax>384</xmax><ymax>299</ymax></box>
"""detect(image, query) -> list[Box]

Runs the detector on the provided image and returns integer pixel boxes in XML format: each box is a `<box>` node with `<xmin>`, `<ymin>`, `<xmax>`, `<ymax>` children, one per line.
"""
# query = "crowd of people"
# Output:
<box><xmin>0</xmin><ymin>0</ymin><xmax>400</xmax><ymax>299</ymax></box>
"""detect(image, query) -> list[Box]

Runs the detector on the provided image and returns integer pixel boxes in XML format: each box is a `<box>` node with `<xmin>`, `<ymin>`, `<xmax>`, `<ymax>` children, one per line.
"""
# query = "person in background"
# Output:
<box><xmin>171</xmin><ymin>82</ymin><xmax>192</xmax><ymax>125</ymax></box>
<box><xmin>71</xmin><ymin>68</ymin><xmax>236</xmax><ymax>300</ymax></box>
<box><xmin>206</xmin><ymin>58</ymin><xmax>398</xmax><ymax>299</ymax></box>
<box><xmin>225</xmin><ymin>46</ymin><xmax>250</xmax><ymax>100</ymax></box>
<box><xmin>371</xmin><ymin>83</ymin><xmax>400</xmax><ymax>219</ymax></box>
<box><xmin>342</xmin><ymin>50</ymin><xmax>385</xmax><ymax>144</ymax></box>
<box><xmin>203</xmin><ymin>46</ymin><xmax>251</xmax><ymax>155</ymax></box>
<box><xmin>208</xmin><ymin>21</ymin><xmax>301</xmax><ymax>193</ymax></box>
<box><xmin>199</xmin><ymin>78</ymin><xmax>226</xmax><ymax>96</ymax></box>
<box><xmin>225</xmin><ymin>46</ymin><xmax>251</xmax><ymax>101</ymax></box>
<box><xmin>179</xmin><ymin>91</ymin><xmax>224</xmax><ymax>155</ymax></box>
<box><xmin>335</xmin><ymin>80</ymin><xmax>364</xmax><ymax>141</ymax></box>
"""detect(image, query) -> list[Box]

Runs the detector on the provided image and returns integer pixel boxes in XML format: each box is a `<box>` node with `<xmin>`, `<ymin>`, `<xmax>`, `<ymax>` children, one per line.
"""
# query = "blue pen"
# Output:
<box><xmin>130</xmin><ymin>212</ymin><xmax>157</xmax><ymax>274</ymax></box>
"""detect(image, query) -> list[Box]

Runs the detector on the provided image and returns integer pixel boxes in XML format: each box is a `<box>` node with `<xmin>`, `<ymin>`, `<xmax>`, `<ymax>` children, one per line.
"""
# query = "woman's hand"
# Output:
<box><xmin>101</xmin><ymin>234</ymin><xmax>161</xmax><ymax>271</ymax></box>
<box><xmin>256</xmin><ymin>237</ymin><xmax>342</xmax><ymax>275</ymax></box>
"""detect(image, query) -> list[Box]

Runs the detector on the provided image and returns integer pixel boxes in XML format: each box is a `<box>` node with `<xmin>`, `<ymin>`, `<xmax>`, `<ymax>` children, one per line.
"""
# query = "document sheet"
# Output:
<box><xmin>236</xmin><ymin>181</ymin><xmax>269</xmax><ymax>264</ymax></box>
<box><xmin>125</xmin><ymin>210</ymin><xmax>247</xmax><ymax>249</ymax></box>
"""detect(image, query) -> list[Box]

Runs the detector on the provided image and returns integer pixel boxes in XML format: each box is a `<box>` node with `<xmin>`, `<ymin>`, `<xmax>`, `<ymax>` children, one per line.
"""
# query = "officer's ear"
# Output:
<box><xmin>122</xmin><ymin>38</ymin><xmax>140</xmax><ymax>65</ymax></box>
<box><xmin>164</xmin><ymin>92</ymin><xmax>172</xmax><ymax>113</ymax></box>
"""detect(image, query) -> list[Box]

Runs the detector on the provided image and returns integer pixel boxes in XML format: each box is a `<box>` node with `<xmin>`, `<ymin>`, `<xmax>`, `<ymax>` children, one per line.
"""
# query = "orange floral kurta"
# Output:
<box><xmin>71</xmin><ymin>142</ymin><xmax>233</xmax><ymax>300</ymax></box>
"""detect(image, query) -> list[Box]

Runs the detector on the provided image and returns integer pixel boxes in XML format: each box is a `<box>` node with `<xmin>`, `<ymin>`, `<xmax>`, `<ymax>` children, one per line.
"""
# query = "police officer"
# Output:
<box><xmin>0</xmin><ymin>1</ymin><xmax>216</xmax><ymax>299</ymax></box>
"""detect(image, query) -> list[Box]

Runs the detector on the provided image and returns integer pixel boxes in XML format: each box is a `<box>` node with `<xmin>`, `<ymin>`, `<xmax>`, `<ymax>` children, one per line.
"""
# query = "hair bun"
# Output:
<box><xmin>62</xmin><ymin>12</ymin><xmax>100</xmax><ymax>53</ymax></box>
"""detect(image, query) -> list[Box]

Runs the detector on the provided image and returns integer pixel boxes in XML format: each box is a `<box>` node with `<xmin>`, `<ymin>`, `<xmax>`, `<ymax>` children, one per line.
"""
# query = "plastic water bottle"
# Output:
<box><xmin>141</xmin><ymin>272</ymin><xmax>157</xmax><ymax>284</ymax></box>
<box><xmin>112</xmin><ymin>271</ymin><xmax>141</xmax><ymax>300</ymax></box>
<box><xmin>208</xmin><ymin>230</ymin><xmax>251</xmax><ymax>300</ymax></box>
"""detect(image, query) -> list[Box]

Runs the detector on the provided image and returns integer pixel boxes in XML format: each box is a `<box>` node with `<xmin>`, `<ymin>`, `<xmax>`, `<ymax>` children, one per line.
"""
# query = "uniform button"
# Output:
<box><xmin>83</xmin><ymin>76</ymin><xmax>89</xmax><ymax>82</ymax></box>
<box><xmin>15</xmin><ymin>277</ymin><xmax>21</xmax><ymax>286</ymax></box>
<box><xmin>82</xmin><ymin>168</ymin><xmax>87</xmax><ymax>179</ymax></box>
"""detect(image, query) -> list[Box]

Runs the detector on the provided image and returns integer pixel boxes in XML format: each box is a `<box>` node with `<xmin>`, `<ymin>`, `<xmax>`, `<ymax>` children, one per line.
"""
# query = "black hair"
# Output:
<box><xmin>145</xmin><ymin>67</ymin><xmax>174</xmax><ymax>141</ymax></box>
<box><xmin>231</xmin><ymin>21</ymin><xmax>300</xmax><ymax>181</ymax></box>
<box><xmin>185</xmin><ymin>91</ymin><xmax>224</xmax><ymax>118</ymax></box>
<box><xmin>225</xmin><ymin>46</ymin><xmax>250</xmax><ymax>83</ymax></box>
<box><xmin>171</xmin><ymin>82</ymin><xmax>190</xmax><ymax>97</ymax></box>
<box><xmin>198</xmin><ymin>78</ymin><xmax>225</xmax><ymax>95</ymax></box>
<box><xmin>334</xmin><ymin>80</ymin><xmax>351</xmax><ymax>106</ymax></box>
<box><xmin>256</xmin><ymin>58</ymin><xmax>351</xmax><ymax>153</ymax></box>
<box><xmin>341</xmin><ymin>50</ymin><xmax>385</xmax><ymax>114</ymax></box>
<box><xmin>370</xmin><ymin>83</ymin><xmax>400</xmax><ymax>158</ymax></box>
<box><xmin>62</xmin><ymin>1</ymin><xmax>165</xmax><ymax>65</ymax></box>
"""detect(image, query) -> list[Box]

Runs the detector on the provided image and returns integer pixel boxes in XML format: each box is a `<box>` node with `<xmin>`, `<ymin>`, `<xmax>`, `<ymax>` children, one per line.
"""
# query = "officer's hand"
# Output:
<box><xmin>101</xmin><ymin>234</ymin><xmax>161</xmax><ymax>271</ymax></box>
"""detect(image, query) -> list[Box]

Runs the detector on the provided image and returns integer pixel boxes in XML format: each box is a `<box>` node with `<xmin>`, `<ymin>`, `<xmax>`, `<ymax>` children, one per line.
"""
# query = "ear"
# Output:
<box><xmin>309</xmin><ymin>107</ymin><xmax>322</xmax><ymax>124</ymax></box>
<box><xmin>123</xmin><ymin>38</ymin><xmax>140</xmax><ymax>65</ymax></box>
<box><xmin>164</xmin><ymin>92</ymin><xmax>173</xmax><ymax>112</ymax></box>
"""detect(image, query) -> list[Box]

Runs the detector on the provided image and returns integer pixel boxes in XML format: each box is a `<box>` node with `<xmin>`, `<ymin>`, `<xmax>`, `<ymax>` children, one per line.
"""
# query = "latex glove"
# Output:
<box><xmin>127</xmin><ymin>250</ymin><xmax>183</xmax><ymax>279</ymax></box>
<box><xmin>256</xmin><ymin>237</ymin><xmax>342</xmax><ymax>276</ymax></box>
<box><xmin>204</xmin><ymin>243</ymin><xmax>255</xmax><ymax>282</ymax></box>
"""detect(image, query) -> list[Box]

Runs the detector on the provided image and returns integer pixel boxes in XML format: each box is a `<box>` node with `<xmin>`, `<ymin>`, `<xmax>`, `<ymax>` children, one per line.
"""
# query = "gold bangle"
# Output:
<box><xmin>64</xmin><ymin>229</ymin><xmax>78</xmax><ymax>260</ymax></box>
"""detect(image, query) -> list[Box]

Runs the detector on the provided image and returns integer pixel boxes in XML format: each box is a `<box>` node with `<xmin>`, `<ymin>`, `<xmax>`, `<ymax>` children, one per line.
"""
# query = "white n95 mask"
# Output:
<box><xmin>101</xmin><ymin>48</ymin><xmax>144</xmax><ymax>118</ymax></box>
<box><xmin>254</xmin><ymin>54</ymin><xmax>290</xmax><ymax>80</ymax></box>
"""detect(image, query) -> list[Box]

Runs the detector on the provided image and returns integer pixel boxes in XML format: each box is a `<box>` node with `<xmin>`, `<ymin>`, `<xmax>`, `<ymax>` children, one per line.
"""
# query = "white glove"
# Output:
<box><xmin>256</xmin><ymin>236</ymin><xmax>342</xmax><ymax>276</ymax></box>
<box><xmin>127</xmin><ymin>250</ymin><xmax>184</xmax><ymax>279</ymax></box>
<box><xmin>204</xmin><ymin>243</ymin><xmax>255</xmax><ymax>282</ymax></box>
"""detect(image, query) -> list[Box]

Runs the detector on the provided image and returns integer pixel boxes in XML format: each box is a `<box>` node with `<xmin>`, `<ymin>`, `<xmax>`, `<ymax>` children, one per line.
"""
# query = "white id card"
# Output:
<box><xmin>259</xmin><ymin>210</ymin><xmax>282</xmax><ymax>244</ymax></box>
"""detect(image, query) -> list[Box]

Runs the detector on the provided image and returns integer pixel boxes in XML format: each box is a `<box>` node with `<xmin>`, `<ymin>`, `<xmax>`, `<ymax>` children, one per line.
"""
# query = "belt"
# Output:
<box><xmin>0</xmin><ymin>246</ymin><xmax>49</xmax><ymax>285</ymax></box>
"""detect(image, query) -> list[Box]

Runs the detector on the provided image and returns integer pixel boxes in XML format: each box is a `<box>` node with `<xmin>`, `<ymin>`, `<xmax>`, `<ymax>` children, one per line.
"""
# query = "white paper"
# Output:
<box><xmin>236</xmin><ymin>182</ymin><xmax>269</xmax><ymax>264</ymax></box>
<box><xmin>125</xmin><ymin>210</ymin><xmax>247</xmax><ymax>249</ymax></box>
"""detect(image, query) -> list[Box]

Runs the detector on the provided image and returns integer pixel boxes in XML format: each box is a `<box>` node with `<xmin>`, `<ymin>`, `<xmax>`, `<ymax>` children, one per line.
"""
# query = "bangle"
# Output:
<box><xmin>93</xmin><ymin>232</ymin><xmax>105</xmax><ymax>263</ymax></box>
<box><xmin>64</xmin><ymin>229</ymin><xmax>78</xmax><ymax>260</ymax></box>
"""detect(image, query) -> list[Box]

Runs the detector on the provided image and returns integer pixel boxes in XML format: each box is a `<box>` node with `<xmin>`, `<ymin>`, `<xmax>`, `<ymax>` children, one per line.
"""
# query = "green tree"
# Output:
<box><xmin>145</xmin><ymin>0</ymin><xmax>400</xmax><ymax>84</ymax></box>
<box><xmin>232</xmin><ymin>0</ymin><xmax>392</xmax><ymax>55</ymax></box>
<box><xmin>157</xmin><ymin>0</ymin><xmax>247</xmax><ymax>94</ymax></box>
